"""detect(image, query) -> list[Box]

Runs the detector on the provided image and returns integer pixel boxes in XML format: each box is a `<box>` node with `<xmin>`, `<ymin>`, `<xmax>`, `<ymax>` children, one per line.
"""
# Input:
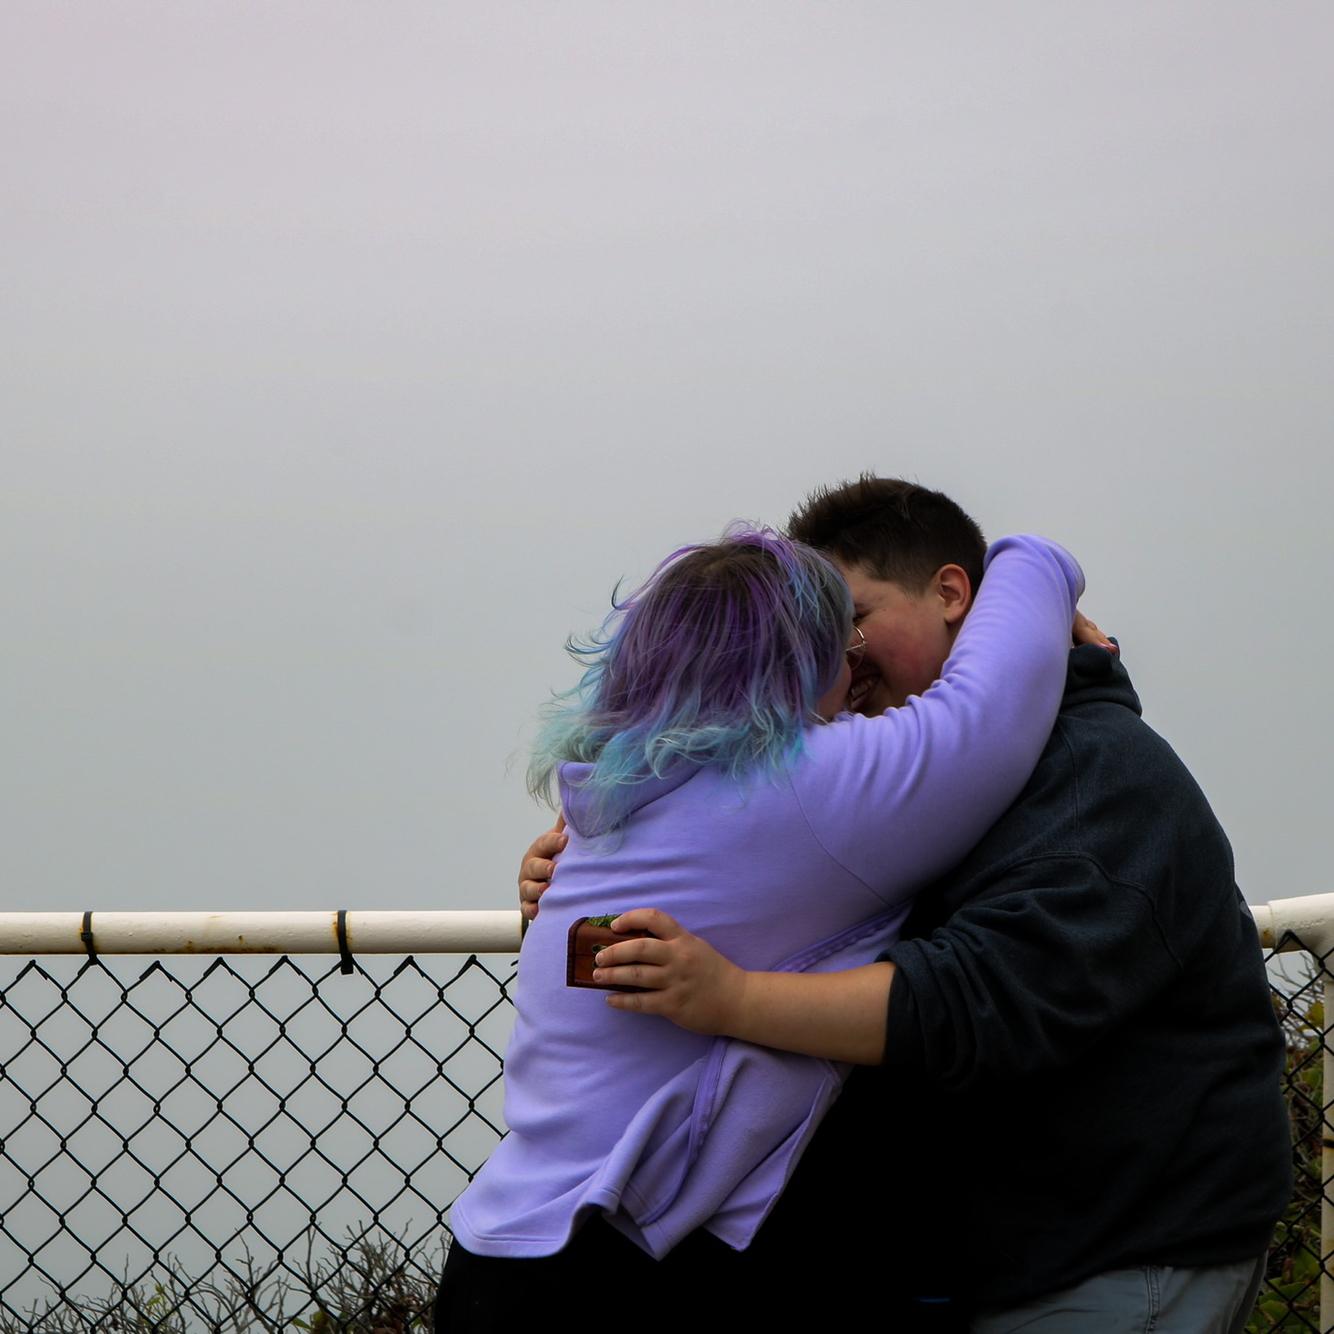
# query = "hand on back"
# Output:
<box><xmin>1073</xmin><ymin>610</ymin><xmax>1117</xmax><ymax>653</ymax></box>
<box><xmin>518</xmin><ymin>816</ymin><xmax>566</xmax><ymax>921</ymax></box>
<box><xmin>592</xmin><ymin>908</ymin><xmax>746</xmax><ymax>1035</ymax></box>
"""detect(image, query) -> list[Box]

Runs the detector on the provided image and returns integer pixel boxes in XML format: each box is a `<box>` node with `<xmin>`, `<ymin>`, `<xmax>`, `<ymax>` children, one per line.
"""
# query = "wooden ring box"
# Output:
<box><xmin>566</xmin><ymin>917</ymin><xmax>651</xmax><ymax>992</ymax></box>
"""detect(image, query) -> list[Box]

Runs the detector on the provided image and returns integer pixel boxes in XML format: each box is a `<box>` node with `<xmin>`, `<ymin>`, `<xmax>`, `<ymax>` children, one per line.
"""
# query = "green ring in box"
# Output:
<box><xmin>566</xmin><ymin>915</ymin><xmax>651</xmax><ymax>992</ymax></box>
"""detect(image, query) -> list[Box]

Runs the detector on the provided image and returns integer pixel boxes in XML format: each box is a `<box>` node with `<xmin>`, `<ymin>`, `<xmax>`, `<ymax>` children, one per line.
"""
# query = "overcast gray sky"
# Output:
<box><xmin>3</xmin><ymin>2</ymin><xmax>1331</xmax><ymax>918</ymax></box>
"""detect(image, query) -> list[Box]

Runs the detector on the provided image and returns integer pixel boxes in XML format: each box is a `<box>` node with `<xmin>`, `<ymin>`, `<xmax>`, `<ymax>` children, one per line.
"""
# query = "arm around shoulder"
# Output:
<box><xmin>794</xmin><ymin>536</ymin><xmax>1085</xmax><ymax>895</ymax></box>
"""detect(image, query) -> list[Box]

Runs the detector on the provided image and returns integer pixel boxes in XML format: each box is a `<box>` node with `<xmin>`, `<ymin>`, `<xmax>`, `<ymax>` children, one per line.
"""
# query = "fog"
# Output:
<box><xmin>4</xmin><ymin>2</ymin><xmax>1331</xmax><ymax>921</ymax></box>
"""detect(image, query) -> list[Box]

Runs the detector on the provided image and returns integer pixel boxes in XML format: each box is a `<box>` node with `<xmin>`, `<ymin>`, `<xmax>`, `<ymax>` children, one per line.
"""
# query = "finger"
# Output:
<box><xmin>1072</xmin><ymin>611</ymin><xmax>1117</xmax><ymax>652</ymax></box>
<box><xmin>593</xmin><ymin>937</ymin><xmax>671</xmax><ymax>969</ymax></box>
<box><xmin>520</xmin><ymin>857</ymin><xmax>557</xmax><ymax>885</ymax></box>
<box><xmin>519</xmin><ymin>879</ymin><xmax>548</xmax><ymax>906</ymax></box>
<box><xmin>521</xmin><ymin>900</ymin><xmax>538</xmax><ymax>922</ymax></box>
<box><xmin>518</xmin><ymin>827</ymin><xmax>568</xmax><ymax>882</ymax></box>
<box><xmin>605</xmin><ymin>989</ymin><xmax>681</xmax><ymax>1015</ymax></box>
<box><xmin>609</xmin><ymin>907</ymin><xmax>684</xmax><ymax>939</ymax></box>
<box><xmin>534</xmin><ymin>830</ymin><xmax>568</xmax><ymax>859</ymax></box>
<box><xmin>593</xmin><ymin>963</ymin><xmax>668</xmax><ymax>990</ymax></box>
<box><xmin>602</xmin><ymin>978</ymin><xmax>677</xmax><ymax>1008</ymax></box>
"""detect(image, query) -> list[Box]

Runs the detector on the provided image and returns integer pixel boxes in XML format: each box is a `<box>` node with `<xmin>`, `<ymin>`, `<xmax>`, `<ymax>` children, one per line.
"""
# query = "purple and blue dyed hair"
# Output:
<box><xmin>528</xmin><ymin>523</ymin><xmax>853</xmax><ymax>829</ymax></box>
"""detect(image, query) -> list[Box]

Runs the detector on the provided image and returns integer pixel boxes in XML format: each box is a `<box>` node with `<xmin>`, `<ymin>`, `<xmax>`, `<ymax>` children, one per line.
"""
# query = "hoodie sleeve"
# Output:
<box><xmin>791</xmin><ymin>535</ymin><xmax>1082</xmax><ymax>901</ymax></box>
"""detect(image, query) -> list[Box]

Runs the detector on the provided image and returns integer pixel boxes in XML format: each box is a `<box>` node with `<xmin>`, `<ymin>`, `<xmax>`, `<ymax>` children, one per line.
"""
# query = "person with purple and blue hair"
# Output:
<box><xmin>435</xmin><ymin>520</ymin><xmax>1085</xmax><ymax>1330</ymax></box>
<box><xmin>526</xmin><ymin>523</ymin><xmax>861</xmax><ymax>830</ymax></box>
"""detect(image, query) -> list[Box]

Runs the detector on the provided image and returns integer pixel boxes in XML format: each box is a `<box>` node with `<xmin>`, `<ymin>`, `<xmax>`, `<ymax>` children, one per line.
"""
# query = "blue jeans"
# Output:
<box><xmin>971</xmin><ymin>1255</ymin><xmax>1267</xmax><ymax>1333</ymax></box>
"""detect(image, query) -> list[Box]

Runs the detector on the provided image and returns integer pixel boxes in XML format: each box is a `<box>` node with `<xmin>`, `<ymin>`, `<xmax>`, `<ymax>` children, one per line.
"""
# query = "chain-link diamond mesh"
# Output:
<box><xmin>0</xmin><ymin>951</ymin><xmax>515</xmax><ymax>1331</ymax></box>
<box><xmin>1251</xmin><ymin>940</ymin><xmax>1328</xmax><ymax>1333</ymax></box>
<box><xmin>0</xmin><ymin>943</ymin><xmax>1326</xmax><ymax>1331</ymax></box>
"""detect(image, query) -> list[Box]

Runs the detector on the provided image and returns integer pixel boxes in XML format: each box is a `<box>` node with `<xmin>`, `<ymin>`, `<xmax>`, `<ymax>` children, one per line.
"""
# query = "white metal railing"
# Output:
<box><xmin>0</xmin><ymin>892</ymin><xmax>1306</xmax><ymax>955</ymax></box>
<box><xmin>0</xmin><ymin>909</ymin><xmax>522</xmax><ymax>958</ymax></box>
<box><xmin>0</xmin><ymin>892</ymin><xmax>1307</xmax><ymax>955</ymax></box>
<box><xmin>1256</xmin><ymin>894</ymin><xmax>1334</xmax><ymax>958</ymax></box>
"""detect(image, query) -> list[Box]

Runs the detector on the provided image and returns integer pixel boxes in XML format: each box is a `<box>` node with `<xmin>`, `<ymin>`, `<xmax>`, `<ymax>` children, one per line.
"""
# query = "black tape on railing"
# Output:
<box><xmin>336</xmin><ymin>908</ymin><xmax>355</xmax><ymax>975</ymax></box>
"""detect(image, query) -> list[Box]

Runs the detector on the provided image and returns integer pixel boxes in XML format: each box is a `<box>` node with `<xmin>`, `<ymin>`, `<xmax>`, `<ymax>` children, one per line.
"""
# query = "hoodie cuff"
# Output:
<box><xmin>880</xmin><ymin>942</ymin><xmax>929</xmax><ymax>1069</ymax></box>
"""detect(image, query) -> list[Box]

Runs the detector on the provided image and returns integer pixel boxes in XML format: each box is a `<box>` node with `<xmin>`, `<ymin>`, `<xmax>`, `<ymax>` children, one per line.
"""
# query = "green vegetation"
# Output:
<box><xmin>3</xmin><ymin>1230</ymin><xmax>442</xmax><ymax>1333</ymax></box>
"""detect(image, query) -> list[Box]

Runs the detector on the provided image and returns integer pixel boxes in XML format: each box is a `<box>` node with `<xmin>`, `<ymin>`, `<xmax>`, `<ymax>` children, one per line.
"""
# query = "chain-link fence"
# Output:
<box><xmin>0</xmin><ymin>927</ymin><xmax>1328</xmax><ymax>1331</ymax></box>
<box><xmin>1261</xmin><ymin>940</ymin><xmax>1327</xmax><ymax>1333</ymax></box>
<box><xmin>0</xmin><ymin>950</ymin><xmax>516</xmax><ymax>1331</ymax></box>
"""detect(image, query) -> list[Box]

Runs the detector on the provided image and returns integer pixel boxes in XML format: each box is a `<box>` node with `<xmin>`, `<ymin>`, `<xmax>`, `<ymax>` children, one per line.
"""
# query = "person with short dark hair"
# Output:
<box><xmin>788</xmin><ymin>474</ymin><xmax>988</xmax><ymax>594</ymax></box>
<box><xmin>569</xmin><ymin>476</ymin><xmax>1291</xmax><ymax>1332</ymax></box>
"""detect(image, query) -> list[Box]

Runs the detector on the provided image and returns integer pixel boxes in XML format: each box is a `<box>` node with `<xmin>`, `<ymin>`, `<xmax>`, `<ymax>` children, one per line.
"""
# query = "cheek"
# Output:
<box><xmin>862</xmin><ymin>632</ymin><xmax>904</xmax><ymax>681</ymax></box>
<box><xmin>869</xmin><ymin>623</ymin><xmax>935</xmax><ymax>678</ymax></box>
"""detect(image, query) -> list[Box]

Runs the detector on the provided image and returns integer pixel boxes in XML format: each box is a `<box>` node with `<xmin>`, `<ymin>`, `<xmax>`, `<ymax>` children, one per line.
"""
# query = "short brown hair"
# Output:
<box><xmin>787</xmin><ymin>475</ymin><xmax>987</xmax><ymax>593</ymax></box>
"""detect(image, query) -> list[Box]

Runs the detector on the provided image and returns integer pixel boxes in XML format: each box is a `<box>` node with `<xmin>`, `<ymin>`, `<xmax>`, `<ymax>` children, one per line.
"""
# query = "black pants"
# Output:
<box><xmin>436</xmin><ymin>1068</ymin><xmax>972</xmax><ymax>1334</ymax></box>
<box><xmin>434</xmin><ymin>1217</ymin><xmax>757</xmax><ymax>1332</ymax></box>
<box><xmin>434</xmin><ymin>1214</ymin><xmax>966</xmax><ymax>1332</ymax></box>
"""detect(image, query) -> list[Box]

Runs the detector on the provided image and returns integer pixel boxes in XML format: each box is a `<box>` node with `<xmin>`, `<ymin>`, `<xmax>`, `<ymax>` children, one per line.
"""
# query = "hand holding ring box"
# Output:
<box><xmin>566</xmin><ymin>915</ymin><xmax>652</xmax><ymax>992</ymax></box>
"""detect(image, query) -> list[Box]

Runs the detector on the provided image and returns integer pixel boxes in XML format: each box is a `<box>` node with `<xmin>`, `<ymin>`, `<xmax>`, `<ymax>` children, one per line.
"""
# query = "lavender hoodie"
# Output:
<box><xmin>450</xmin><ymin>535</ymin><xmax>1083</xmax><ymax>1258</ymax></box>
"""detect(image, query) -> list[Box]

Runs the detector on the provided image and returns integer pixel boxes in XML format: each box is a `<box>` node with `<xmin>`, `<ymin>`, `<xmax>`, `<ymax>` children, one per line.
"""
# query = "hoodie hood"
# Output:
<box><xmin>558</xmin><ymin>760</ymin><xmax>700</xmax><ymax>838</ymax></box>
<box><xmin>1064</xmin><ymin>641</ymin><xmax>1142</xmax><ymax>716</ymax></box>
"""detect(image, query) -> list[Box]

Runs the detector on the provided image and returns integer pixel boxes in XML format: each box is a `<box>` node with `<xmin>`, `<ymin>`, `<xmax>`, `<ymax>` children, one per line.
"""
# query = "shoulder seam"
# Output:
<box><xmin>980</xmin><ymin>849</ymin><xmax>1185</xmax><ymax>973</ymax></box>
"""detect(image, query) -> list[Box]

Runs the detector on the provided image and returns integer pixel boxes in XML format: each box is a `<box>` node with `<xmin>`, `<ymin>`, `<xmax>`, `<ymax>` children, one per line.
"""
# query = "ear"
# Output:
<box><xmin>933</xmin><ymin>564</ymin><xmax>973</xmax><ymax>626</ymax></box>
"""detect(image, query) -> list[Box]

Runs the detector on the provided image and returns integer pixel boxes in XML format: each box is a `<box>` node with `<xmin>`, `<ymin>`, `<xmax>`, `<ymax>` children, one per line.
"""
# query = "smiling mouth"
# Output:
<box><xmin>847</xmin><ymin>675</ymin><xmax>879</xmax><ymax>713</ymax></box>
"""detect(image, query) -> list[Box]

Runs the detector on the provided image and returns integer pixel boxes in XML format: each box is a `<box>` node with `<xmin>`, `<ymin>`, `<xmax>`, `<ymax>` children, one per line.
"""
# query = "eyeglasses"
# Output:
<box><xmin>846</xmin><ymin>625</ymin><xmax>867</xmax><ymax>669</ymax></box>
